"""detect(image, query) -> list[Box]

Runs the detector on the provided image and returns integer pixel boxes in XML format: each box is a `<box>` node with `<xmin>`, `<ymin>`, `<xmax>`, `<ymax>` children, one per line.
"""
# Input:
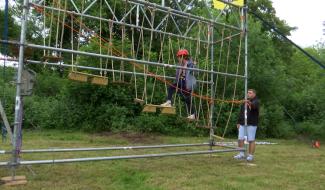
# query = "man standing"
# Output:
<box><xmin>234</xmin><ymin>89</ymin><xmax>259</xmax><ymax>161</ymax></box>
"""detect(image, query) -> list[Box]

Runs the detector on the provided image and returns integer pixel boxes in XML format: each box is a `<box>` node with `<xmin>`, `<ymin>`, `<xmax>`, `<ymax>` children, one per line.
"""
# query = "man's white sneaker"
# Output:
<box><xmin>160</xmin><ymin>101</ymin><xmax>172</xmax><ymax>107</ymax></box>
<box><xmin>233</xmin><ymin>153</ymin><xmax>245</xmax><ymax>160</ymax></box>
<box><xmin>246</xmin><ymin>154</ymin><xmax>254</xmax><ymax>162</ymax></box>
<box><xmin>187</xmin><ymin>114</ymin><xmax>196</xmax><ymax>120</ymax></box>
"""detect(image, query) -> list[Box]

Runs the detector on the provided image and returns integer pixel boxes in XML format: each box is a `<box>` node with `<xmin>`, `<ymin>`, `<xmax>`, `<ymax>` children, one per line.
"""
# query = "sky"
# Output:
<box><xmin>0</xmin><ymin>0</ymin><xmax>324</xmax><ymax>52</ymax></box>
<box><xmin>271</xmin><ymin>0</ymin><xmax>324</xmax><ymax>47</ymax></box>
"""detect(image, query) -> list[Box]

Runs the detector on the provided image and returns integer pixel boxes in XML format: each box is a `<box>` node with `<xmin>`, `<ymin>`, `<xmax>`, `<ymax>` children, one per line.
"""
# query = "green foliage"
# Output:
<box><xmin>295</xmin><ymin>122</ymin><xmax>325</xmax><ymax>140</ymax></box>
<box><xmin>262</xmin><ymin>104</ymin><xmax>284</xmax><ymax>138</ymax></box>
<box><xmin>24</xmin><ymin>96</ymin><xmax>69</xmax><ymax>129</ymax></box>
<box><xmin>0</xmin><ymin>9</ymin><xmax>20</xmax><ymax>41</ymax></box>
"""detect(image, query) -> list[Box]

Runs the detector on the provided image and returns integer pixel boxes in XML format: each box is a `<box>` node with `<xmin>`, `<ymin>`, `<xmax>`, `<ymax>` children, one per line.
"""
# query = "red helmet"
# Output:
<box><xmin>176</xmin><ymin>49</ymin><xmax>189</xmax><ymax>57</ymax></box>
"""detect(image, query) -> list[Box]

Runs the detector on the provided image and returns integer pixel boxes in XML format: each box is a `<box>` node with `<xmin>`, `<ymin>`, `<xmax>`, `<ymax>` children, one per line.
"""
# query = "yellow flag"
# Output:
<box><xmin>213</xmin><ymin>0</ymin><xmax>244</xmax><ymax>10</ymax></box>
<box><xmin>232</xmin><ymin>0</ymin><xmax>244</xmax><ymax>7</ymax></box>
<box><xmin>213</xmin><ymin>0</ymin><xmax>226</xmax><ymax>10</ymax></box>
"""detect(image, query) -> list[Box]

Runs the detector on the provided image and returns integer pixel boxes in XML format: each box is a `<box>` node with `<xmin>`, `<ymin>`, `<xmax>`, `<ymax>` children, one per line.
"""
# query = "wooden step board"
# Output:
<box><xmin>68</xmin><ymin>72</ymin><xmax>108</xmax><ymax>86</ymax></box>
<box><xmin>134</xmin><ymin>98</ymin><xmax>145</xmax><ymax>105</ymax></box>
<box><xmin>1</xmin><ymin>176</ymin><xmax>27</xmax><ymax>186</ymax></box>
<box><xmin>142</xmin><ymin>104</ymin><xmax>157</xmax><ymax>113</ymax></box>
<box><xmin>211</xmin><ymin>134</ymin><xmax>225</xmax><ymax>141</ymax></box>
<box><xmin>91</xmin><ymin>76</ymin><xmax>108</xmax><ymax>86</ymax></box>
<box><xmin>68</xmin><ymin>72</ymin><xmax>88</xmax><ymax>82</ymax></box>
<box><xmin>142</xmin><ymin>104</ymin><xmax>176</xmax><ymax>114</ymax></box>
<box><xmin>160</xmin><ymin>107</ymin><xmax>176</xmax><ymax>115</ymax></box>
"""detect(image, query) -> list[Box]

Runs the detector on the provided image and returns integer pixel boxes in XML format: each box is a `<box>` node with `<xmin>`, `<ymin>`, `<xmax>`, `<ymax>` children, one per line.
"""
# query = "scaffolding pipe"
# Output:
<box><xmin>0</xmin><ymin>143</ymin><xmax>212</xmax><ymax>154</ymax></box>
<box><xmin>31</xmin><ymin>0</ymin><xmax>241</xmax><ymax>31</ymax></box>
<box><xmin>29</xmin><ymin>43</ymin><xmax>244</xmax><ymax>78</ymax></box>
<box><xmin>0</xmin><ymin>57</ymin><xmax>213</xmax><ymax>84</ymax></box>
<box><xmin>244</xmin><ymin>1</ymin><xmax>249</xmax><ymax>155</ymax></box>
<box><xmin>0</xmin><ymin>40</ymin><xmax>245</xmax><ymax>78</ymax></box>
<box><xmin>27</xmin><ymin>60</ymin><xmax>214</xmax><ymax>84</ymax></box>
<box><xmin>127</xmin><ymin>0</ymin><xmax>242</xmax><ymax>31</ymax></box>
<box><xmin>0</xmin><ymin>148</ymin><xmax>244</xmax><ymax>166</ymax></box>
<box><xmin>31</xmin><ymin>3</ymin><xmax>211</xmax><ymax>44</ymax></box>
<box><xmin>209</xmin><ymin>24</ymin><xmax>216</xmax><ymax>149</ymax></box>
<box><xmin>11</xmin><ymin>0</ymin><xmax>29</xmax><ymax>178</ymax></box>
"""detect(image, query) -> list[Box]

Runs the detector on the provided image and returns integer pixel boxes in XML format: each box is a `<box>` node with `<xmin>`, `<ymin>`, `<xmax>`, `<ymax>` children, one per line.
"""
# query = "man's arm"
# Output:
<box><xmin>243</xmin><ymin>98</ymin><xmax>259</xmax><ymax>110</ymax></box>
<box><xmin>249</xmin><ymin>98</ymin><xmax>259</xmax><ymax>110</ymax></box>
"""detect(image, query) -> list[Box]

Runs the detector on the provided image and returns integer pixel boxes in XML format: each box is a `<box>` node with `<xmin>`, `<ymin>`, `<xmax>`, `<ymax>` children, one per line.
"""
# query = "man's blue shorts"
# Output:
<box><xmin>238</xmin><ymin>125</ymin><xmax>257</xmax><ymax>142</ymax></box>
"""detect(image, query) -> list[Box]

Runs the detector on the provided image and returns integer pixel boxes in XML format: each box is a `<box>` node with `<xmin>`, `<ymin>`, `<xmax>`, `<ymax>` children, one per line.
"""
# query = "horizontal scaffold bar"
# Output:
<box><xmin>30</xmin><ymin>3</ymin><xmax>212</xmax><ymax>44</ymax></box>
<box><xmin>31</xmin><ymin>0</ymin><xmax>242</xmax><ymax>34</ymax></box>
<box><xmin>0</xmin><ymin>148</ymin><xmax>244</xmax><ymax>166</ymax></box>
<box><xmin>0</xmin><ymin>57</ymin><xmax>213</xmax><ymax>84</ymax></box>
<box><xmin>0</xmin><ymin>142</ymin><xmax>211</xmax><ymax>154</ymax></box>
<box><xmin>0</xmin><ymin>40</ymin><xmax>245</xmax><ymax>79</ymax></box>
<box><xmin>126</xmin><ymin>0</ymin><xmax>242</xmax><ymax>31</ymax></box>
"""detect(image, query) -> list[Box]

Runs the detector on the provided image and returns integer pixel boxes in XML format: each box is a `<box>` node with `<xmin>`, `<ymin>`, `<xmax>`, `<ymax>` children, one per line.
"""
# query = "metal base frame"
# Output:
<box><xmin>0</xmin><ymin>143</ymin><xmax>244</xmax><ymax>166</ymax></box>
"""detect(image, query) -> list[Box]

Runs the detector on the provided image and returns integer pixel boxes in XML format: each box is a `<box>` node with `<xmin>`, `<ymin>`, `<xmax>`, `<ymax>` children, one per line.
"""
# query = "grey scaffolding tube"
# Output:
<box><xmin>0</xmin><ymin>142</ymin><xmax>238</xmax><ymax>154</ymax></box>
<box><xmin>11</xmin><ymin>0</ymin><xmax>29</xmax><ymax>179</ymax></box>
<box><xmin>0</xmin><ymin>58</ymin><xmax>213</xmax><ymax>85</ymax></box>
<box><xmin>0</xmin><ymin>148</ymin><xmax>244</xmax><ymax>166</ymax></box>
<box><xmin>0</xmin><ymin>40</ymin><xmax>245</xmax><ymax>79</ymax></box>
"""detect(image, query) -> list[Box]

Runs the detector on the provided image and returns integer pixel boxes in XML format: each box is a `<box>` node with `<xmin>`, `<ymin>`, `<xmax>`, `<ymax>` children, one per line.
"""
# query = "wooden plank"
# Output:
<box><xmin>68</xmin><ymin>72</ymin><xmax>88</xmax><ymax>82</ymax></box>
<box><xmin>0</xmin><ymin>100</ymin><xmax>13</xmax><ymax>144</ymax></box>
<box><xmin>239</xmin><ymin>163</ymin><xmax>257</xmax><ymax>166</ymax></box>
<box><xmin>134</xmin><ymin>98</ymin><xmax>144</xmax><ymax>105</ymax></box>
<box><xmin>1</xmin><ymin>176</ymin><xmax>26</xmax><ymax>182</ymax></box>
<box><xmin>211</xmin><ymin>134</ymin><xmax>225</xmax><ymax>141</ymax></box>
<box><xmin>91</xmin><ymin>76</ymin><xmax>108</xmax><ymax>86</ymax></box>
<box><xmin>3</xmin><ymin>180</ymin><xmax>27</xmax><ymax>186</ymax></box>
<box><xmin>1</xmin><ymin>176</ymin><xmax>27</xmax><ymax>186</ymax></box>
<box><xmin>160</xmin><ymin>107</ymin><xmax>176</xmax><ymax>115</ymax></box>
<box><xmin>142</xmin><ymin>105</ymin><xmax>157</xmax><ymax>113</ymax></box>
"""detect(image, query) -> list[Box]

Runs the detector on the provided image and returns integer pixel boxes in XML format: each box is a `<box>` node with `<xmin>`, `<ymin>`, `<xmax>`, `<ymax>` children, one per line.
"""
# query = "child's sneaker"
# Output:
<box><xmin>187</xmin><ymin>114</ymin><xmax>196</xmax><ymax>120</ymax></box>
<box><xmin>160</xmin><ymin>100</ymin><xmax>172</xmax><ymax>107</ymax></box>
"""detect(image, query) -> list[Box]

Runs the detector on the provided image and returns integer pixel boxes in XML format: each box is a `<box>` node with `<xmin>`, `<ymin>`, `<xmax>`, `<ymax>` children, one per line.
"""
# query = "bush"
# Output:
<box><xmin>260</xmin><ymin>104</ymin><xmax>285</xmax><ymax>138</ymax></box>
<box><xmin>295</xmin><ymin>121</ymin><xmax>325</xmax><ymax>140</ymax></box>
<box><xmin>86</xmin><ymin>104</ymin><xmax>131</xmax><ymax>132</ymax></box>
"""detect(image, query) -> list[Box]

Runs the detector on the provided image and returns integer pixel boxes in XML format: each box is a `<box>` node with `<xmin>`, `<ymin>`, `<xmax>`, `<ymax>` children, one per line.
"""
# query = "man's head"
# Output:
<box><xmin>177</xmin><ymin>49</ymin><xmax>189</xmax><ymax>63</ymax></box>
<box><xmin>247</xmin><ymin>89</ymin><xmax>256</xmax><ymax>100</ymax></box>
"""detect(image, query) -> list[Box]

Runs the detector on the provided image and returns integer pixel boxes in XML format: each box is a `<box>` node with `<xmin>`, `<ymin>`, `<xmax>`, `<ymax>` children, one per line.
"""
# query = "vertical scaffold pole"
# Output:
<box><xmin>209</xmin><ymin>24</ymin><xmax>215</xmax><ymax>149</ymax></box>
<box><xmin>243</xmin><ymin>0</ymin><xmax>249</xmax><ymax>155</ymax></box>
<box><xmin>11</xmin><ymin>0</ymin><xmax>30</xmax><ymax>178</ymax></box>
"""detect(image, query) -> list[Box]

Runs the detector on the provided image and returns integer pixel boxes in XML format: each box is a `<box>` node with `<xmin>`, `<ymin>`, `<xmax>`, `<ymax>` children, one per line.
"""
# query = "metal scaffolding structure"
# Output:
<box><xmin>0</xmin><ymin>0</ymin><xmax>249</xmax><ymax>181</ymax></box>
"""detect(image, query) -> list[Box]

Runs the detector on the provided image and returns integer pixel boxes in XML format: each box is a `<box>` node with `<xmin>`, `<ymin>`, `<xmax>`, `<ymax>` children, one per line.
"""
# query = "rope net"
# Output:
<box><xmin>29</xmin><ymin>0</ymin><xmax>245</xmax><ymax>138</ymax></box>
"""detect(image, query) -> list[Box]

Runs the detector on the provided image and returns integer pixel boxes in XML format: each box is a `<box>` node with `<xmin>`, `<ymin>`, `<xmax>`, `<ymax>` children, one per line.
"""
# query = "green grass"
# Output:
<box><xmin>0</xmin><ymin>130</ymin><xmax>324</xmax><ymax>190</ymax></box>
